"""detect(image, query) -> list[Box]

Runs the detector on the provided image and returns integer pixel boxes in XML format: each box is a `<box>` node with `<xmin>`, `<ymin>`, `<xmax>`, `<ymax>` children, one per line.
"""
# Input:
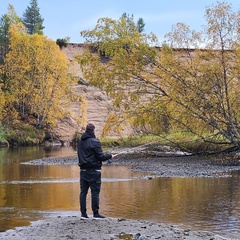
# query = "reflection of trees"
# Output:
<box><xmin>1</xmin><ymin>165</ymin><xmax>79</xmax><ymax>232</ymax></box>
<box><xmin>1</xmin><ymin>165</ymin><xmax>80</xmax><ymax>210</ymax></box>
<box><xmin>101</xmin><ymin>175</ymin><xmax>240</xmax><ymax>225</ymax></box>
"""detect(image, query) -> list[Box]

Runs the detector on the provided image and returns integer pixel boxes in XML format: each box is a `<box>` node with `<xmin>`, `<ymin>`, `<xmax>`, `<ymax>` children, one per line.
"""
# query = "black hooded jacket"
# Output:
<box><xmin>77</xmin><ymin>130</ymin><xmax>112</xmax><ymax>170</ymax></box>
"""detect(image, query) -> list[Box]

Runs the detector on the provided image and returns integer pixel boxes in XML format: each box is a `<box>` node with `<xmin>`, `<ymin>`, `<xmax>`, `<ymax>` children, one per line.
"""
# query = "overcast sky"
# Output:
<box><xmin>1</xmin><ymin>0</ymin><xmax>239</xmax><ymax>44</ymax></box>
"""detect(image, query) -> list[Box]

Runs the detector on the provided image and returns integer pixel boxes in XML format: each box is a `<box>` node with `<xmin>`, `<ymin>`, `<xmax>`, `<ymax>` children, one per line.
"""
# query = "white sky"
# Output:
<box><xmin>1</xmin><ymin>0</ymin><xmax>239</xmax><ymax>44</ymax></box>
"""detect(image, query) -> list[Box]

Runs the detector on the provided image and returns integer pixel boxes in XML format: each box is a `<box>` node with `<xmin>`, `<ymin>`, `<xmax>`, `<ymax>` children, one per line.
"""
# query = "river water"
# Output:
<box><xmin>0</xmin><ymin>146</ymin><xmax>239</xmax><ymax>239</ymax></box>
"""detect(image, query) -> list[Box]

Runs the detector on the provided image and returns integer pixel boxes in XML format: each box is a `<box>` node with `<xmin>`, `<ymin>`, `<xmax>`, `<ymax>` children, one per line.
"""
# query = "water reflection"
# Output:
<box><xmin>0</xmin><ymin>147</ymin><xmax>239</xmax><ymax>239</ymax></box>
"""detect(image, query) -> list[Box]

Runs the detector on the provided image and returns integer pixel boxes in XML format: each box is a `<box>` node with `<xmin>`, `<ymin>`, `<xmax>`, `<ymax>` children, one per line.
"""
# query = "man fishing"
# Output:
<box><xmin>77</xmin><ymin>123</ymin><xmax>114</xmax><ymax>219</ymax></box>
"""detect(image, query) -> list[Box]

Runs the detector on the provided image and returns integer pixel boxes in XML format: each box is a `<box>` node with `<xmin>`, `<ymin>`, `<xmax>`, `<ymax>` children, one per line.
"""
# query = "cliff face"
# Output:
<box><xmin>52</xmin><ymin>43</ymin><xmax>116</xmax><ymax>143</ymax></box>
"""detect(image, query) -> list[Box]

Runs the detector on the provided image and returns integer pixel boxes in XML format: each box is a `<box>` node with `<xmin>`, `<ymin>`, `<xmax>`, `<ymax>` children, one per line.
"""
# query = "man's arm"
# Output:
<box><xmin>93</xmin><ymin>139</ymin><xmax>112</xmax><ymax>161</ymax></box>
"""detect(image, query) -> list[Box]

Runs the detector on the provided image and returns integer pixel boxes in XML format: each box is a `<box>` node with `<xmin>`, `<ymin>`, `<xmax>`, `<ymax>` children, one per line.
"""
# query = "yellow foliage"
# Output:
<box><xmin>0</xmin><ymin>87</ymin><xmax>5</xmax><ymax>121</ymax></box>
<box><xmin>77</xmin><ymin>2</ymin><xmax>240</xmax><ymax>147</ymax></box>
<box><xmin>100</xmin><ymin>114</ymin><xmax>125</xmax><ymax>138</ymax></box>
<box><xmin>2</xmin><ymin>23</ymin><xmax>79</xmax><ymax>128</ymax></box>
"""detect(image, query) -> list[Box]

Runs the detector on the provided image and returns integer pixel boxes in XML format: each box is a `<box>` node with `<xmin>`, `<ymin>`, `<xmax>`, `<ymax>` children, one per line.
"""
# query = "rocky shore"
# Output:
<box><xmin>0</xmin><ymin>216</ymin><xmax>230</xmax><ymax>240</ymax></box>
<box><xmin>1</xmin><ymin>152</ymin><xmax>240</xmax><ymax>240</ymax></box>
<box><xmin>23</xmin><ymin>151</ymin><xmax>240</xmax><ymax>178</ymax></box>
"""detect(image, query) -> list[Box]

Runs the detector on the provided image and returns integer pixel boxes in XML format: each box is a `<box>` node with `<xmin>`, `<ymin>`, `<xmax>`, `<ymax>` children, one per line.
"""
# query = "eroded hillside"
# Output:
<box><xmin>53</xmin><ymin>43</ymin><xmax>131</xmax><ymax>144</ymax></box>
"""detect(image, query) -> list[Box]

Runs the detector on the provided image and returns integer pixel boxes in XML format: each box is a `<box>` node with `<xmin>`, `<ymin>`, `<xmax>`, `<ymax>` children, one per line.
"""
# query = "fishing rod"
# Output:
<box><xmin>107</xmin><ymin>140</ymin><xmax>160</xmax><ymax>163</ymax></box>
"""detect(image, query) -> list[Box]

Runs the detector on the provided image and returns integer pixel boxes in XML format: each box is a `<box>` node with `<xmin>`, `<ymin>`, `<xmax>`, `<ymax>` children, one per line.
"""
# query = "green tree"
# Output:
<box><xmin>136</xmin><ymin>17</ymin><xmax>145</xmax><ymax>33</ymax></box>
<box><xmin>122</xmin><ymin>13</ymin><xmax>145</xmax><ymax>33</ymax></box>
<box><xmin>77</xmin><ymin>2</ymin><xmax>240</xmax><ymax>152</ymax></box>
<box><xmin>56</xmin><ymin>36</ymin><xmax>70</xmax><ymax>49</ymax></box>
<box><xmin>22</xmin><ymin>0</ymin><xmax>44</xmax><ymax>35</ymax></box>
<box><xmin>0</xmin><ymin>4</ymin><xmax>21</xmax><ymax>63</ymax></box>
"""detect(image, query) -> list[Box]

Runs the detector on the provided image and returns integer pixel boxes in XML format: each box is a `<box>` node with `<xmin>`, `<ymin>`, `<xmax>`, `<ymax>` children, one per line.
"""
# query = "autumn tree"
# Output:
<box><xmin>158</xmin><ymin>1</ymin><xmax>240</xmax><ymax>150</ymax></box>
<box><xmin>0</xmin><ymin>5</ymin><xmax>21</xmax><ymax>131</ymax></box>
<box><xmin>77</xmin><ymin>1</ymin><xmax>240</xmax><ymax>152</ymax></box>
<box><xmin>1</xmin><ymin>22</ymin><xmax>77</xmax><ymax>129</ymax></box>
<box><xmin>22</xmin><ymin>0</ymin><xmax>44</xmax><ymax>35</ymax></box>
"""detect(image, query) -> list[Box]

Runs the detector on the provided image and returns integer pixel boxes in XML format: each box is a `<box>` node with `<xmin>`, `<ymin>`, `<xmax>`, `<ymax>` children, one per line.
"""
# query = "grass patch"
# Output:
<box><xmin>101</xmin><ymin>135</ymin><xmax>163</xmax><ymax>148</ymax></box>
<box><xmin>6</xmin><ymin>124</ymin><xmax>45</xmax><ymax>146</ymax></box>
<box><xmin>0</xmin><ymin>125</ymin><xmax>6</xmax><ymax>142</ymax></box>
<box><xmin>101</xmin><ymin>132</ymin><xmax>232</xmax><ymax>153</ymax></box>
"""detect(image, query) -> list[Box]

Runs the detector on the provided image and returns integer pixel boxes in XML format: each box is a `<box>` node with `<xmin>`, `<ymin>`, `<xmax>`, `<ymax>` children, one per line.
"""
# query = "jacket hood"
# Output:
<box><xmin>81</xmin><ymin>130</ymin><xmax>96</xmax><ymax>141</ymax></box>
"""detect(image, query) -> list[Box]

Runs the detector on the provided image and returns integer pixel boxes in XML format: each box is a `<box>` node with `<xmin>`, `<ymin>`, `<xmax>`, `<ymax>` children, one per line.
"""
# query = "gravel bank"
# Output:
<box><xmin>23</xmin><ymin>152</ymin><xmax>240</xmax><ymax>178</ymax></box>
<box><xmin>0</xmin><ymin>215</ymin><xmax>230</xmax><ymax>240</ymax></box>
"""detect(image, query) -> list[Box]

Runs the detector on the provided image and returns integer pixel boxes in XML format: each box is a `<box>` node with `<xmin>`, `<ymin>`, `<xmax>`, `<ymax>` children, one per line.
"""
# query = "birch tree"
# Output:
<box><xmin>77</xmin><ymin>2</ymin><xmax>240</xmax><ymax>152</ymax></box>
<box><xmin>2</xmin><ymin>23</ymin><xmax>77</xmax><ymax>129</ymax></box>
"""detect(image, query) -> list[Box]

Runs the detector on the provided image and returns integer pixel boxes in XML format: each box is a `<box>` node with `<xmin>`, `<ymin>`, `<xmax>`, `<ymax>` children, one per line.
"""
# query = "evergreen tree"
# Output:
<box><xmin>136</xmin><ymin>17</ymin><xmax>145</xmax><ymax>33</ymax></box>
<box><xmin>122</xmin><ymin>12</ymin><xmax>145</xmax><ymax>33</ymax></box>
<box><xmin>22</xmin><ymin>0</ymin><xmax>44</xmax><ymax>35</ymax></box>
<box><xmin>0</xmin><ymin>4</ymin><xmax>21</xmax><ymax>63</ymax></box>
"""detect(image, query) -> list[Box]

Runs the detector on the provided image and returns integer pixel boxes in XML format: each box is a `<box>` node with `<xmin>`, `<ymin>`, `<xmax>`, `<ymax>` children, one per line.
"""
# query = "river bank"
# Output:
<box><xmin>0</xmin><ymin>215</ymin><xmax>230</xmax><ymax>240</ymax></box>
<box><xmin>1</xmin><ymin>152</ymin><xmax>240</xmax><ymax>240</ymax></box>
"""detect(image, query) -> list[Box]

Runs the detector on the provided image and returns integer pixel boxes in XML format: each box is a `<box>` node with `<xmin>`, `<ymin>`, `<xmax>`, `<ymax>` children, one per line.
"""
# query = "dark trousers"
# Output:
<box><xmin>80</xmin><ymin>170</ymin><xmax>101</xmax><ymax>215</ymax></box>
